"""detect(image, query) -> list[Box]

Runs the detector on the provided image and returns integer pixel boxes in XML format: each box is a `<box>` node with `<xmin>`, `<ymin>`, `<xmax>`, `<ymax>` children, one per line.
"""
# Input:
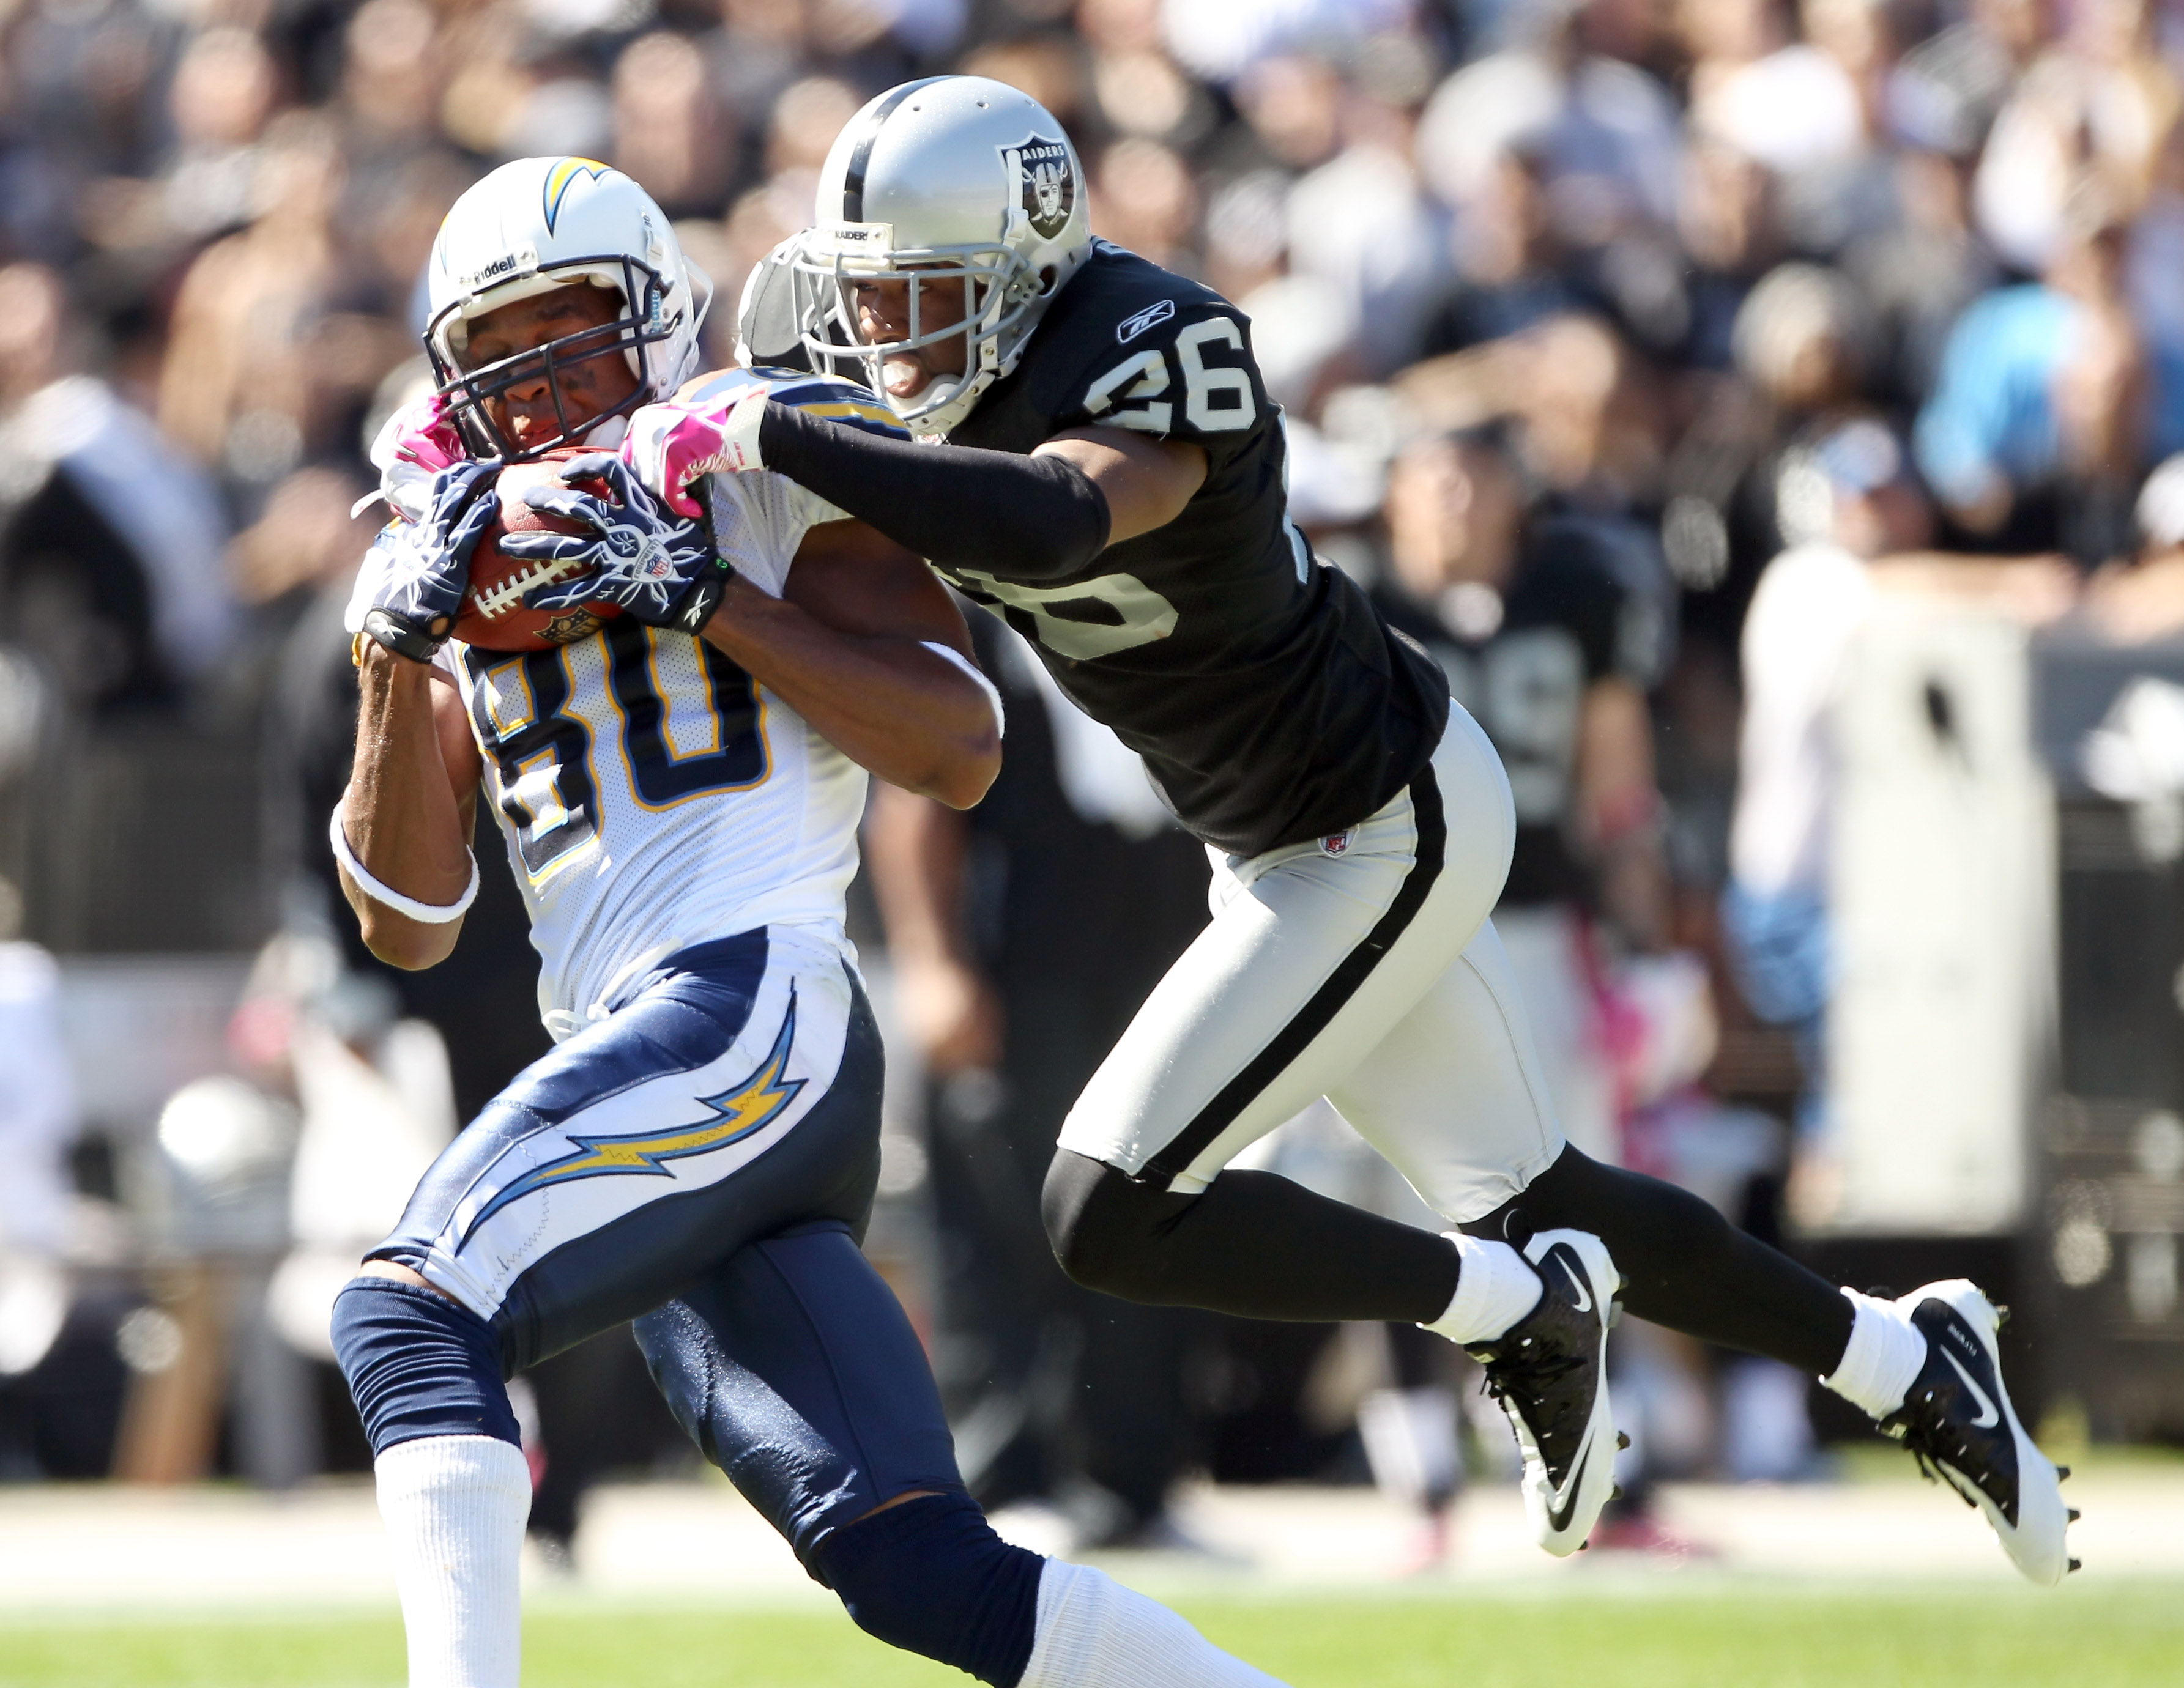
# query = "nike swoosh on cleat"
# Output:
<box><xmin>1553</xmin><ymin>1249</ymin><xmax>1594</xmax><ymax>1315</ymax></box>
<box><xmin>1944</xmin><ymin>1349</ymin><xmax>2001</xmax><ymax>1431</ymax></box>
<box><xmin>1547</xmin><ymin>1446</ymin><xmax>1591</xmax><ymax>1533</ymax></box>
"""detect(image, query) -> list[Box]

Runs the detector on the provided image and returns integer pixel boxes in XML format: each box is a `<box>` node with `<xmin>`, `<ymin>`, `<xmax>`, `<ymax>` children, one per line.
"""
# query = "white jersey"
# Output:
<box><xmin>437</xmin><ymin>369</ymin><xmax>910</xmax><ymax>1035</ymax></box>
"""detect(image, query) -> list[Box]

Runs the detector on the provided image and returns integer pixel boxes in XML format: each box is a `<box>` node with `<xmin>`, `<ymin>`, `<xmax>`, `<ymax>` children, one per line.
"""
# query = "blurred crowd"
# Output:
<box><xmin>7</xmin><ymin>0</ymin><xmax>2184</xmax><ymax>862</ymax></box>
<box><xmin>6</xmin><ymin>0</ymin><xmax>2184</xmax><ymax>1559</ymax></box>
<box><xmin>12</xmin><ymin>0</ymin><xmax>2184</xmax><ymax>772</ymax></box>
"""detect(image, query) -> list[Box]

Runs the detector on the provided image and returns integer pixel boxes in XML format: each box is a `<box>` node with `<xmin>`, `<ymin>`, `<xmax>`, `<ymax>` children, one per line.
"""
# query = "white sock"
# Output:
<box><xmin>1018</xmin><ymin>1560</ymin><xmax>1289</xmax><ymax>1687</ymax></box>
<box><xmin>374</xmin><ymin>1434</ymin><xmax>531</xmax><ymax>1688</ymax></box>
<box><xmin>1418</xmin><ymin>1233</ymin><xmax>1542</xmax><ymax>1346</ymax></box>
<box><xmin>1819</xmin><ymin>1289</ymin><xmax>1928</xmax><ymax>1419</ymax></box>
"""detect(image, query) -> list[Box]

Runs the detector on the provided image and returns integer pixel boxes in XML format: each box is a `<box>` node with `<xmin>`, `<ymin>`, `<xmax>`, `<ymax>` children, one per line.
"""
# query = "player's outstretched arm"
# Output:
<box><xmin>702</xmin><ymin>519</ymin><xmax>1002</xmax><ymax>809</ymax></box>
<box><xmin>713</xmin><ymin>399</ymin><xmax>1206</xmax><ymax>577</ymax></box>
<box><xmin>338</xmin><ymin>645</ymin><xmax>485</xmax><ymax>970</ymax></box>
<box><xmin>1031</xmin><ymin>426</ymin><xmax>1207</xmax><ymax>544</ymax></box>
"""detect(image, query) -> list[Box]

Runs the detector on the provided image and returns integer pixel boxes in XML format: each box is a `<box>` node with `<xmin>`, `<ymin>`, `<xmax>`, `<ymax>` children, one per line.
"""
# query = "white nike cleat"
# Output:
<box><xmin>1466</xmin><ymin>1229</ymin><xmax>1622</xmax><ymax>1557</ymax></box>
<box><xmin>1881</xmin><ymin>1279</ymin><xmax>2075</xmax><ymax>1585</ymax></box>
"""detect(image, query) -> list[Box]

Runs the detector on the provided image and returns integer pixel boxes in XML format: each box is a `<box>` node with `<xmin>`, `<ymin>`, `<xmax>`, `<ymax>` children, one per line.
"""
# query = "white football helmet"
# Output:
<box><xmin>424</xmin><ymin>157</ymin><xmax>713</xmax><ymax>459</ymax></box>
<box><xmin>789</xmin><ymin>76</ymin><xmax>1093</xmax><ymax>437</ymax></box>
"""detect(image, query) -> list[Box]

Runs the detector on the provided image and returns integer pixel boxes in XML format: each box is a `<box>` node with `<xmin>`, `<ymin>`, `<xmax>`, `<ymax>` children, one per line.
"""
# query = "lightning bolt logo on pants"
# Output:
<box><xmin>461</xmin><ymin>993</ymin><xmax>804</xmax><ymax>1243</ymax></box>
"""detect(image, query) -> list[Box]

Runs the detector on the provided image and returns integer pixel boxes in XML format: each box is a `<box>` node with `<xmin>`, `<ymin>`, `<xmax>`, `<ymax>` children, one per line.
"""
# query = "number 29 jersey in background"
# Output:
<box><xmin>441</xmin><ymin>370</ymin><xmax>902</xmax><ymax>1033</ymax></box>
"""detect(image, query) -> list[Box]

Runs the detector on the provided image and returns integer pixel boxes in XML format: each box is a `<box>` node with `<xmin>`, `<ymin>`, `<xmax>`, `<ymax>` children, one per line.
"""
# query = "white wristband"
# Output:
<box><xmin>329</xmin><ymin>805</ymin><xmax>479</xmax><ymax>924</ymax></box>
<box><xmin>921</xmin><ymin>640</ymin><xmax>1005</xmax><ymax>739</ymax></box>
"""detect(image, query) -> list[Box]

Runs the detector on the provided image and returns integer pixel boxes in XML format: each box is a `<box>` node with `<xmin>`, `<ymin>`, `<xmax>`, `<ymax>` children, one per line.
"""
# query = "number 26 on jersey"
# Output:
<box><xmin>1082</xmin><ymin>317</ymin><xmax>1256</xmax><ymax>434</ymax></box>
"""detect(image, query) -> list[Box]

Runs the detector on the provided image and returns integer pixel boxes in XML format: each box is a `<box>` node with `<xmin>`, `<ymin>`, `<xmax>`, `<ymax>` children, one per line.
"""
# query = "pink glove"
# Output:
<box><xmin>620</xmin><ymin>388</ymin><xmax>769</xmax><ymax>519</ymax></box>
<box><xmin>366</xmin><ymin>392</ymin><xmax>469</xmax><ymax>526</ymax></box>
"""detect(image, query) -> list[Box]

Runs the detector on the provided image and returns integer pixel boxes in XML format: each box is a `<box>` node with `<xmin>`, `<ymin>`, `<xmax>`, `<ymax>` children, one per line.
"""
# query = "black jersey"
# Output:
<box><xmin>1372</xmin><ymin>516</ymin><xmax>1666</xmax><ymax>908</ymax></box>
<box><xmin>940</xmin><ymin>242</ymin><xmax>1450</xmax><ymax>858</ymax></box>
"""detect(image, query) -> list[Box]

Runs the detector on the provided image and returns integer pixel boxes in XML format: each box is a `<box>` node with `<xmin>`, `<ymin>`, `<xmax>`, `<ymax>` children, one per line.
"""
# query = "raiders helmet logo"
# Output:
<box><xmin>1006</xmin><ymin>136</ymin><xmax>1076</xmax><ymax>241</ymax></box>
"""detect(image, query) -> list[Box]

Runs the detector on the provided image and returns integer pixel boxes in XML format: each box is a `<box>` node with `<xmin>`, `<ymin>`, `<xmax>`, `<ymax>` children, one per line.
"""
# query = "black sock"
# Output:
<box><xmin>1043</xmin><ymin>1150</ymin><xmax>1459</xmax><ymax>1324</ymax></box>
<box><xmin>815</xmin><ymin>1492</ymin><xmax>1042</xmax><ymax>1687</ymax></box>
<box><xmin>1465</xmin><ymin>1146</ymin><xmax>1850</xmax><ymax>1375</ymax></box>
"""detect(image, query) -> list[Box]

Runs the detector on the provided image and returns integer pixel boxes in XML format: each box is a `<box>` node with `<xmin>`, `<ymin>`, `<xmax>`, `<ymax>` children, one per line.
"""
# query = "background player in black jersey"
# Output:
<box><xmin>866</xmin><ymin>609</ymin><xmax>1220</xmax><ymax>1549</ymax></box>
<box><xmin>1369</xmin><ymin>424</ymin><xmax>1714</xmax><ymax>1551</ymax></box>
<box><xmin>1373</xmin><ymin>428</ymin><xmax>1681</xmax><ymax>1158</ymax></box>
<box><xmin>611</xmin><ymin>75</ymin><xmax>2071</xmax><ymax>1580</ymax></box>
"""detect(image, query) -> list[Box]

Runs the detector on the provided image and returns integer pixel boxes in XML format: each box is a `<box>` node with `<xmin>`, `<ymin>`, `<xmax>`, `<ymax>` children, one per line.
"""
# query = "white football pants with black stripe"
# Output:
<box><xmin>1058</xmin><ymin>701</ymin><xmax>1566</xmax><ymax>1221</ymax></box>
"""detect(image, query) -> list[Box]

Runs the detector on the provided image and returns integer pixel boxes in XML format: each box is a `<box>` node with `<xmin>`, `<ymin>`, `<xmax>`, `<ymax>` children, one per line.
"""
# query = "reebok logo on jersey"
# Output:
<box><xmin>1118</xmin><ymin>299</ymin><xmax>1176</xmax><ymax>344</ymax></box>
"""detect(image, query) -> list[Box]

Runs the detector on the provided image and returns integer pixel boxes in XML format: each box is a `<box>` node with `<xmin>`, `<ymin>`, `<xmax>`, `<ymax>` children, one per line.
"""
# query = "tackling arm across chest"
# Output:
<box><xmin>700</xmin><ymin>517</ymin><xmax>1001</xmax><ymax>810</ymax></box>
<box><xmin>746</xmin><ymin>264</ymin><xmax>1250</xmax><ymax>582</ymax></box>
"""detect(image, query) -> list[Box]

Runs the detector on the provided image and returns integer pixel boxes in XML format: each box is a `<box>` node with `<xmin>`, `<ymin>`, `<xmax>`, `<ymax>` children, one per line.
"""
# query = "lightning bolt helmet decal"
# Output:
<box><xmin>542</xmin><ymin>158</ymin><xmax>617</xmax><ymax>234</ymax></box>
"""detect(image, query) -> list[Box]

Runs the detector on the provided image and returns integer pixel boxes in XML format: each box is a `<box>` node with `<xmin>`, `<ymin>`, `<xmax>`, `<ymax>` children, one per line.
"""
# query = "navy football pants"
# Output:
<box><xmin>362</xmin><ymin>927</ymin><xmax>967</xmax><ymax>1566</ymax></box>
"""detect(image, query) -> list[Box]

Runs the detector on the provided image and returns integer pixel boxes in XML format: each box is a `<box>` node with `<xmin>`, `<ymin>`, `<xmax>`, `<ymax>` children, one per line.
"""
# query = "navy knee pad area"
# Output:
<box><xmin>330</xmin><ymin>1277</ymin><xmax>519</xmax><ymax>1457</ymax></box>
<box><xmin>814</xmin><ymin>1492</ymin><xmax>1044</xmax><ymax>1688</ymax></box>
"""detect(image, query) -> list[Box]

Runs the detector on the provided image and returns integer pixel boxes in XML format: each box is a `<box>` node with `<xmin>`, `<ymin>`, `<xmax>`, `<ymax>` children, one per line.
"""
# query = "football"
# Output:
<box><xmin>451</xmin><ymin>447</ymin><xmax>625</xmax><ymax>652</ymax></box>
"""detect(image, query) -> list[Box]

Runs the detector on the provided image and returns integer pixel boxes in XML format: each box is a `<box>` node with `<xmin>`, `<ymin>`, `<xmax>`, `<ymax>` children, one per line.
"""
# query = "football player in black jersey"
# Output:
<box><xmin>611</xmin><ymin>76</ymin><xmax>2070</xmax><ymax>1582</ymax></box>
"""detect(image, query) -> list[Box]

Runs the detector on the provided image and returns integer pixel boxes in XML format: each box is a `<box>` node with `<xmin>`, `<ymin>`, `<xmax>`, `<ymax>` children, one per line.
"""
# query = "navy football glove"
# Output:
<box><xmin>358</xmin><ymin>459</ymin><xmax>500</xmax><ymax>661</ymax></box>
<box><xmin>502</xmin><ymin>454</ymin><xmax>730</xmax><ymax>636</ymax></box>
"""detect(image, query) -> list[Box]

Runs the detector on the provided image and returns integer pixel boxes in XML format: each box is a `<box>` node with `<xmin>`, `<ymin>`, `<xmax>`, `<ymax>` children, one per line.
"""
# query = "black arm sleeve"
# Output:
<box><xmin>759</xmin><ymin>402</ymin><xmax>1111</xmax><ymax>580</ymax></box>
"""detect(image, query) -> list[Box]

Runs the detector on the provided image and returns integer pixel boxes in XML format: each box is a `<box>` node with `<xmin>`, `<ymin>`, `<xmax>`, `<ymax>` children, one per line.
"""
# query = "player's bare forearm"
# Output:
<box><xmin>866</xmin><ymin>782</ymin><xmax>1004</xmax><ymax>1070</ymax></box>
<box><xmin>1036</xmin><ymin>428</ymin><xmax>1206</xmax><ymax>545</ymax></box>
<box><xmin>702</xmin><ymin>577</ymin><xmax>1000</xmax><ymax>808</ymax></box>
<box><xmin>341</xmin><ymin>644</ymin><xmax>483</xmax><ymax>969</ymax></box>
<box><xmin>1575</xmin><ymin>675</ymin><xmax>1670</xmax><ymax>950</ymax></box>
<box><xmin>866</xmin><ymin>783</ymin><xmax>976</xmax><ymax>969</ymax></box>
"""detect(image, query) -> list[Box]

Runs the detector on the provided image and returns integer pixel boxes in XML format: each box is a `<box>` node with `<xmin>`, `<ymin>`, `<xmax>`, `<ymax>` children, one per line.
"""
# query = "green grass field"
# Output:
<box><xmin>3</xmin><ymin>1585</ymin><xmax>2175</xmax><ymax>1688</ymax></box>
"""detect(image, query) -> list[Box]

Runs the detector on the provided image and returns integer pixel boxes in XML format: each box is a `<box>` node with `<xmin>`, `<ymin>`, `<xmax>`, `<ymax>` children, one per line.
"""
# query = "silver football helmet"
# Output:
<box><xmin>788</xmin><ymin>76</ymin><xmax>1093</xmax><ymax>437</ymax></box>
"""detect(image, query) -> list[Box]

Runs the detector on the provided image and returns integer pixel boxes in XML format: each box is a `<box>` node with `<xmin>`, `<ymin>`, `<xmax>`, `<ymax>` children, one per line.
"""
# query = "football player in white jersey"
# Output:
<box><xmin>333</xmin><ymin>157</ymin><xmax>1290</xmax><ymax>1688</ymax></box>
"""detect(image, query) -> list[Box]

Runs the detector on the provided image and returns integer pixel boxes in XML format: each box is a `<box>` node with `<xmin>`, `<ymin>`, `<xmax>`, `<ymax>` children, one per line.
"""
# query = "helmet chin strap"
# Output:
<box><xmin>582</xmin><ymin>412</ymin><xmax>631</xmax><ymax>450</ymax></box>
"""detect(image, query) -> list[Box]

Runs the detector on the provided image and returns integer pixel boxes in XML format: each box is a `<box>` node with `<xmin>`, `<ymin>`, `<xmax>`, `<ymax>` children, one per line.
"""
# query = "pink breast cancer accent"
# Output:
<box><xmin>385</xmin><ymin>392</ymin><xmax>464</xmax><ymax>477</ymax></box>
<box><xmin>620</xmin><ymin>390</ymin><xmax>768</xmax><ymax>518</ymax></box>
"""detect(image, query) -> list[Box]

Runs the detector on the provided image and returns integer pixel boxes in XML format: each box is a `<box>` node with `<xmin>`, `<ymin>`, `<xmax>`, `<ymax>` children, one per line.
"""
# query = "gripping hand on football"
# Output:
<box><xmin>355</xmin><ymin>459</ymin><xmax>500</xmax><ymax>662</ymax></box>
<box><xmin>503</xmin><ymin>453</ymin><xmax>731</xmax><ymax>635</ymax></box>
<box><xmin>619</xmin><ymin>387</ymin><xmax>768</xmax><ymax>518</ymax></box>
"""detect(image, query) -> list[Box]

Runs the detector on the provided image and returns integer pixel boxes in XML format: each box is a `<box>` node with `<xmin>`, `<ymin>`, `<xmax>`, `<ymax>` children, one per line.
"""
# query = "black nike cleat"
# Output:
<box><xmin>1881</xmin><ymin>1279</ymin><xmax>2071</xmax><ymax>1586</ymax></box>
<box><xmin>1465</xmin><ymin>1229</ymin><xmax>1622</xmax><ymax>1557</ymax></box>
